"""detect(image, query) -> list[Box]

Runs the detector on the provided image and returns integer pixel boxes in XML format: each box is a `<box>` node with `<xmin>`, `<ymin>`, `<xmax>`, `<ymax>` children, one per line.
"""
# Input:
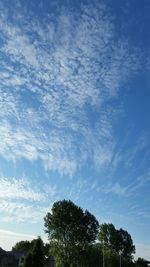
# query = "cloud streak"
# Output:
<box><xmin>0</xmin><ymin>177</ymin><xmax>45</xmax><ymax>201</ymax></box>
<box><xmin>0</xmin><ymin>175</ymin><xmax>57</xmax><ymax>223</ymax></box>
<box><xmin>0</xmin><ymin>1</ymin><xmax>139</xmax><ymax>176</ymax></box>
<box><xmin>0</xmin><ymin>200</ymin><xmax>50</xmax><ymax>223</ymax></box>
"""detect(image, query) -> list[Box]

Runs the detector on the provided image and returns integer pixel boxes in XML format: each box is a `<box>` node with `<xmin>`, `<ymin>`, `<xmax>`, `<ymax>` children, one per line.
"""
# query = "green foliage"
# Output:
<box><xmin>12</xmin><ymin>240</ymin><xmax>31</xmax><ymax>253</ymax></box>
<box><xmin>98</xmin><ymin>223</ymin><xmax>135</xmax><ymax>260</ymax></box>
<box><xmin>21</xmin><ymin>237</ymin><xmax>44</xmax><ymax>267</ymax></box>
<box><xmin>79</xmin><ymin>244</ymin><xmax>103</xmax><ymax>267</ymax></box>
<box><xmin>11</xmin><ymin>201</ymin><xmax>139</xmax><ymax>267</ymax></box>
<box><xmin>31</xmin><ymin>237</ymin><xmax>44</xmax><ymax>267</ymax></box>
<box><xmin>100</xmin><ymin>247</ymin><xmax>136</xmax><ymax>267</ymax></box>
<box><xmin>44</xmin><ymin>199</ymin><xmax>99</xmax><ymax>267</ymax></box>
<box><xmin>103</xmin><ymin>248</ymin><xmax>119</xmax><ymax>267</ymax></box>
<box><xmin>117</xmin><ymin>228</ymin><xmax>135</xmax><ymax>259</ymax></box>
<box><xmin>98</xmin><ymin>223</ymin><xmax>118</xmax><ymax>251</ymax></box>
<box><xmin>22</xmin><ymin>252</ymin><xmax>33</xmax><ymax>267</ymax></box>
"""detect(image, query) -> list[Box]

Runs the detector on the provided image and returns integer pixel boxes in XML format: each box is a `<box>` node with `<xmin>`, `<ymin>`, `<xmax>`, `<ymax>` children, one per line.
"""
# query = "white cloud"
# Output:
<box><xmin>129</xmin><ymin>172</ymin><xmax>150</xmax><ymax>193</ymax></box>
<box><xmin>94</xmin><ymin>144</ymin><xmax>114</xmax><ymax>167</ymax></box>
<box><xmin>0</xmin><ymin>1</ymin><xmax>139</xmax><ymax>175</ymax></box>
<box><xmin>0</xmin><ymin>177</ymin><xmax>45</xmax><ymax>201</ymax></box>
<box><xmin>0</xmin><ymin>174</ymin><xmax>58</xmax><ymax>223</ymax></box>
<box><xmin>0</xmin><ymin>176</ymin><xmax>56</xmax><ymax>224</ymax></box>
<box><xmin>0</xmin><ymin>200</ymin><xmax>50</xmax><ymax>223</ymax></box>
<box><xmin>102</xmin><ymin>182</ymin><xmax>128</xmax><ymax>196</ymax></box>
<box><xmin>125</xmin><ymin>134</ymin><xmax>150</xmax><ymax>169</ymax></box>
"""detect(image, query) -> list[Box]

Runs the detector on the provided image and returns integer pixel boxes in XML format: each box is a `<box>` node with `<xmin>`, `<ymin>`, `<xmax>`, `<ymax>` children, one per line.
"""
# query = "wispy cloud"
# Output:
<box><xmin>128</xmin><ymin>172</ymin><xmax>150</xmax><ymax>195</ymax></box>
<box><xmin>0</xmin><ymin>229</ymin><xmax>36</xmax><ymax>251</ymax></box>
<box><xmin>0</xmin><ymin>175</ymin><xmax>57</xmax><ymax>223</ymax></box>
<box><xmin>102</xmin><ymin>182</ymin><xmax>128</xmax><ymax>196</ymax></box>
<box><xmin>0</xmin><ymin>177</ymin><xmax>45</xmax><ymax>201</ymax></box>
<box><xmin>0</xmin><ymin>200</ymin><xmax>50</xmax><ymax>223</ymax></box>
<box><xmin>0</xmin><ymin>229</ymin><xmax>35</xmax><ymax>239</ymax></box>
<box><xmin>102</xmin><ymin>171</ymin><xmax>150</xmax><ymax>198</ymax></box>
<box><xmin>0</xmin><ymin>0</ymin><xmax>149</xmax><ymax>259</ymax></box>
<box><xmin>0</xmin><ymin>1</ymin><xmax>139</xmax><ymax>176</ymax></box>
<box><xmin>124</xmin><ymin>134</ymin><xmax>150</xmax><ymax>169</ymax></box>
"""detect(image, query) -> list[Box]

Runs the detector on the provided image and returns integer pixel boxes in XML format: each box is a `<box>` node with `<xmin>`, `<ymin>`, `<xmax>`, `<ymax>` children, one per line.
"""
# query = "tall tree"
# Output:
<box><xmin>31</xmin><ymin>237</ymin><xmax>44</xmax><ymax>267</ymax></box>
<box><xmin>98</xmin><ymin>223</ymin><xmax>118</xmax><ymax>251</ymax></box>
<box><xmin>117</xmin><ymin>228</ymin><xmax>135</xmax><ymax>259</ymax></box>
<box><xmin>98</xmin><ymin>223</ymin><xmax>135</xmax><ymax>260</ymax></box>
<box><xmin>44</xmin><ymin>199</ymin><xmax>99</xmax><ymax>267</ymax></box>
<box><xmin>22</xmin><ymin>237</ymin><xmax>44</xmax><ymax>267</ymax></box>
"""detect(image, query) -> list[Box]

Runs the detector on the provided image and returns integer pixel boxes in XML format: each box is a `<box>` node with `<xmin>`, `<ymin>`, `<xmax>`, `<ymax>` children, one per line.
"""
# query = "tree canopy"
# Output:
<box><xmin>44</xmin><ymin>199</ymin><xmax>99</xmax><ymax>267</ymax></box>
<box><xmin>12</xmin><ymin>240</ymin><xmax>31</xmax><ymax>253</ymax></box>
<box><xmin>98</xmin><ymin>223</ymin><xmax>117</xmax><ymax>251</ymax></box>
<box><xmin>98</xmin><ymin>223</ymin><xmax>135</xmax><ymax>260</ymax></box>
<box><xmin>10</xmin><ymin>200</ymin><xmax>146</xmax><ymax>267</ymax></box>
<box><xmin>135</xmin><ymin>258</ymin><xmax>150</xmax><ymax>267</ymax></box>
<box><xmin>117</xmin><ymin>228</ymin><xmax>135</xmax><ymax>259</ymax></box>
<box><xmin>22</xmin><ymin>237</ymin><xmax>44</xmax><ymax>267</ymax></box>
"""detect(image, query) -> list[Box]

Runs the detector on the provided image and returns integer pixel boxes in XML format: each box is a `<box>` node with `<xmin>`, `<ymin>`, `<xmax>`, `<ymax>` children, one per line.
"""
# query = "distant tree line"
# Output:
<box><xmin>11</xmin><ymin>199</ymin><xmax>149</xmax><ymax>267</ymax></box>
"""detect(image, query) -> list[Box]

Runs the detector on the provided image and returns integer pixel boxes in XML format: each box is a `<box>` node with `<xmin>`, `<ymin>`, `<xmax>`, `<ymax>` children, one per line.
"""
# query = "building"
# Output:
<box><xmin>0</xmin><ymin>247</ymin><xmax>18</xmax><ymax>267</ymax></box>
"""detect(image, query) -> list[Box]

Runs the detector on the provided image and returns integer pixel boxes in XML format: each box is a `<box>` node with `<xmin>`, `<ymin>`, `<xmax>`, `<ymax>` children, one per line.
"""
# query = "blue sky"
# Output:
<box><xmin>0</xmin><ymin>0</ymin><xmax>150</xmax><ymax>260</ymax></box>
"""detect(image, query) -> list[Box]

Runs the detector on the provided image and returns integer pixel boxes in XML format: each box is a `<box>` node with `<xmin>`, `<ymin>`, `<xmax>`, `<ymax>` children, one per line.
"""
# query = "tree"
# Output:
<box><xmin>74</xmin><ymin>243</ymin><xmax>103</xmax><ymax>267</ymax></box>
<box><xmin>12</xmin><ymin>240</ymin><xmax>31</xmax><ymax>253</ymax></box>
<box><xmin>98</xmin><ymin>223</ymin><xmax>118</xmax><ymax>251</ymax></box>
<box><xmin>117</xmin><ymin>228</ymin><xmax>135</xmax><ymax>259</ymax></box>
<box><xmin>44</xmin><ymin>199</ymin><xmax>99</xmax><ymax>267</ymax></box>
<box><xmin>103</xmin><ymin>248</ymin><xmax>119</xmax><ymax>267</ymax></box>
<box><xmin>135</xmin><ymin>258</ymin><xmax>150</xmax><ymax>267</ymax></box>
<box><xmin>31</xmin><ymin>237</ymin><xmax>44</xmax><ymax>267</ymax></box>
<box><xmin>98</xmin><ymin>223</ymin><xmax>135</xmax><ymax>260</ymax></box>
<box><xmin>22</xmin><ymin>237</ymin><xmax>44</xmax><ymax>267</ymax></box>
<box><xmin>22</xmin><ymin>252</ymin><xmax>33</xmax><ymax>267</ymax></box>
